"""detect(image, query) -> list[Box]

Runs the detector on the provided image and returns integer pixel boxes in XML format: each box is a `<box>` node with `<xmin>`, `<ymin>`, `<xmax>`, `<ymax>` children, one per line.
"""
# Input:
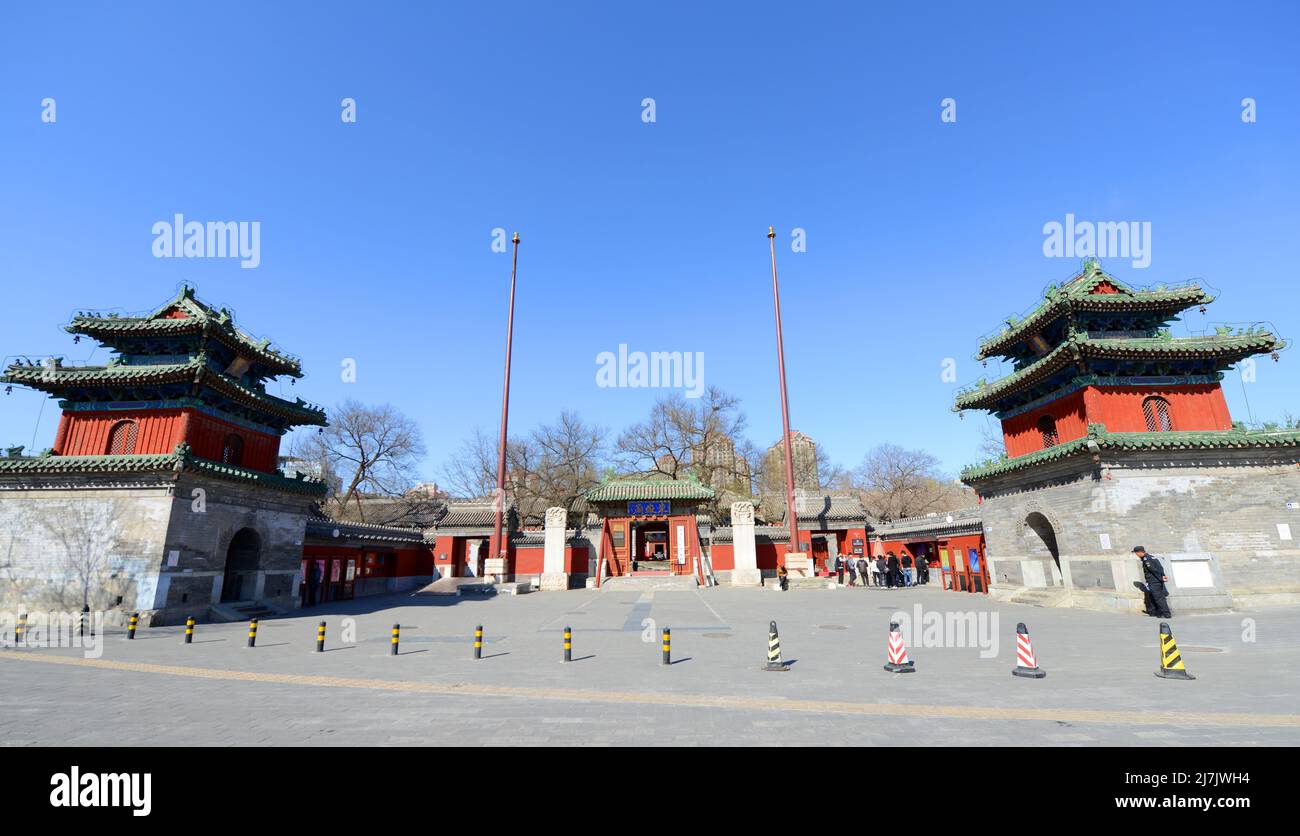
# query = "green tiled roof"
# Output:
<box><xmin>2</xmin><ymin>357</ymin><xmax>327</xmax><ymax>426</ymax></box>
<box><xmin>978</xmin><ymin>261</ymin><xmax>1213</xmax><ymax>360</ymax></box>
<box><xmin>583</xmin><ymin>478</ymin><xmax>716</xmax><ymax>502</ymax></box>
<box><xmin>960</xmin><ymin>425</ymin><xmax>1300</xmax><ymax>484</ymax></box>
<box><xmin>953</xmin><ymin>331</ymin><xmax>1283</xmax><ymax>412</ymax></box>
<box><xmin>0</xmin><ymin>446</ymin><xmax>328</xmax><ymax>496</ymax></box>
<box><xmin>66</xmin><ymin>285</ymin><xmax>303</xmax><ymax>376</ymax></box>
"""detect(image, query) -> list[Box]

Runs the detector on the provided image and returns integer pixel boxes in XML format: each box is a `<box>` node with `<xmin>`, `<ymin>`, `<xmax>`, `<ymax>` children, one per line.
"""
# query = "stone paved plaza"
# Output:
<box><xmin>3</xmin><ymin>584</ymin><xmax>1298</xmax><ymax>746</ymax></box>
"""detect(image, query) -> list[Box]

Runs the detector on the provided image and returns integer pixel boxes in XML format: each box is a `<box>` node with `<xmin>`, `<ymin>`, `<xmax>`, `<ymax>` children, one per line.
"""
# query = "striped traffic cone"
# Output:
<box><xmin>883</xmin><ymin>620</ymin><xmax>915</xmax><ymax>673</ymax></box>
<box><xmin>1011</xmin><ymin>622</ymin><xmax>1046</xmax><ymax>678</ymax></box>
<box><xmin>763</xmin><ymin>621</ymin><xmax>789</xmax><ymax>671</ymax></box>
<box><xmin>1156</xmin><ymin>621</ymin><xmax>1195</xmax><ymax>680</ymax></box>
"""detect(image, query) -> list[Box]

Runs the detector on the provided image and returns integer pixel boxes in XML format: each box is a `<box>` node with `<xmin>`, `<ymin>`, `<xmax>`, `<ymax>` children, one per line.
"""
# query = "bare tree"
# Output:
<box><xmin>529</xmin><ymin>410</ymin><xmax>608</xmax><ymax>521</ymax></box>
<box><xmin>851</xmin><ymin>443</ymin><xmax>975</xmax><ymax>522</ymax></box>
<box><xmin>440</xmin><ymin>412</ymin><xmax>608</xmax><ymax>526</ymax></box>
<box><xmin>977</xmin><ymin>421</ymin><xmax>1007</xmax><ymax>460</ymax></box>
<box><xmin>34</xmin><ymin>500</ymin><xmax>125</xmax><ymax>611</ymax></box>
<box><xmin>614</xmin><ymin>387</ymin><xmax>751</xmax><ymax>517</ymax></box>
<box><xmin>294</xmin><ymin>400</ymin><xmax>426</xmax><ymax>522</ymax></box>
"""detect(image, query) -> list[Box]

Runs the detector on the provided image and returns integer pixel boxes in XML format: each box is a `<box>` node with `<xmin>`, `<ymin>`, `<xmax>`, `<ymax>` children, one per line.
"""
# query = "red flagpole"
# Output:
<box><xmin>768</xmin><ymin>226</ymin><xmax>801</xmax><ymax>558</ymax></box>
<box><xmin>490</xmin><ymin>232</ymin><xmax>520</xmax><ymax>579</ymax></box>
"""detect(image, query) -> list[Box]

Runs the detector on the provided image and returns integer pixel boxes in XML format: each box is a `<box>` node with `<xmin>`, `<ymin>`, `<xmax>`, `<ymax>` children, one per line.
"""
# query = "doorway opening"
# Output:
<box><xmin>221</xmin><ymin>528</ymin><xmax>262</xmax><ymax>603</ymax></box>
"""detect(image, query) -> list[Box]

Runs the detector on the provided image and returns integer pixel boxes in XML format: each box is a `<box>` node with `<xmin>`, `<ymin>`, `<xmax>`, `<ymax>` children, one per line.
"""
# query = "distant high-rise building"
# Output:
<box><xmin>764</xmin><ymin>431</ymin><xmax>819</xmax><ymax>493</ymax></box>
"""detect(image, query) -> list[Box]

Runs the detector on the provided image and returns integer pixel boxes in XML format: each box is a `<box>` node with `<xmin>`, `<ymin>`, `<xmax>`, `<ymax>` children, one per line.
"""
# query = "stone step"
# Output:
<box><xmin>598</xmin><ymin>575</ymin><xmax>699</xmax><ymax>591</ymax></box>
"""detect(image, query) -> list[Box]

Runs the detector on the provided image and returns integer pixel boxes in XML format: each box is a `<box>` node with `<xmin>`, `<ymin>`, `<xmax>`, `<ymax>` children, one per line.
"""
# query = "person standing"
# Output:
<box><xmin>777</xmin><ymin>564</ymin><xmax>789</xmax><ymax>591</ymax></box>
<box><xmin>875</xmin><ymin>555</ymin><xmax>886</xmax><ymax>587</ymax></box>
<box><xmin>836</xmin><ymin>554</ymin><xmax>846</xmax><ymax>586</ymax></box>
<box><xmin>306</xmin><ymin>561</ymin><xmax>322</xmax><ymax>607</ymax></box>
<box><xmin>902</xmin><ymin>552</ymin><xmax>914</xmax><ymax>587</ymax></box>
<box><xmin>847</xmin><ymin>556</ymin><xmax>858</xmax><ymax>587</ymax></box>
<box><xmin>1135</xmin><ymin>546</ymin><xmax>1172</xmax><ymax>618</ymax></box>
<box><xmin>857</xmin><ymin>556</ymin><xmax>871</xmax><ymax>589</ymax></box>
<box><xmin>886</xmin><ymin>552</ymin><xmax>900</xmax><ymax>588</ymax></box>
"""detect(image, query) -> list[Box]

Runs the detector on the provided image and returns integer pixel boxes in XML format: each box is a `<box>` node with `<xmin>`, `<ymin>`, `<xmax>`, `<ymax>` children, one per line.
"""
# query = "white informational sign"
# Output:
<box><xmin>1171</xmin><ymin>560</ymin><xmax>1214</xmax><ymax>589</ymax></box>
<box><xmin>676</xmin><ymin>525</ymin><xmax>686</xmax><ymax>565</ymax></box>
<box><xmin>1099</xmin><ymin>533</ymin><xmax>1112</xmax><ymax>551</ymax></box>
<box><xmin>1278</xmin><ymin>523</ymin><xmax>1293</xmax><ymax>542</ymax></box>
<box><xmin>166</xmin><ymin>550</ymin><xmax>180</xmax><ymax>567</ymax></box>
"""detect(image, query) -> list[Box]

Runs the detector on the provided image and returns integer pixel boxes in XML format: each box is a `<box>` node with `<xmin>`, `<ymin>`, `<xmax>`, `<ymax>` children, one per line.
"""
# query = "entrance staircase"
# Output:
<box><xmin>209</xmin><ymin>600</ymin><xmax>286</xmax><ymax>623</ymax></box>
<box><xmin>599</xmin><ymin>574</ymin><xmax>698</xmax><ymax>591</ymax></box>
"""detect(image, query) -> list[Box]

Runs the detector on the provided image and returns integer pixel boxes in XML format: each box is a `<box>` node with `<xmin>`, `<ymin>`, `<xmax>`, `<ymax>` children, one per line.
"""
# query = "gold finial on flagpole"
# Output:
<box><xmin>768</xmin><ymin>226</ymin><xmax>775</xmax><ymax>239</ymax></box>
<box><xmin>512</xmin><ymin>232</ymin><xmax>520</xmax><ymax>244</ymax></box>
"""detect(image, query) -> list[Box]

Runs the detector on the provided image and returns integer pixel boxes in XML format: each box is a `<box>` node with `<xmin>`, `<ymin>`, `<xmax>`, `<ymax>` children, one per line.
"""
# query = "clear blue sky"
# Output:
<box><xmin>2</xmin><ymin>1</ymin><xmax>1297</xmax><ymax>481</ymax></box>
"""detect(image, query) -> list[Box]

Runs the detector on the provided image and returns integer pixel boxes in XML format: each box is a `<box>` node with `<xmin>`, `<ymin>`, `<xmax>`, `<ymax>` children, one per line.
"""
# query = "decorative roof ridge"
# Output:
<box><xmin>0</xmin><ymin>443</ymin><xmax>328</xmax><ymax>495</ymax></box>
<box><xmin>65</xmin><ymin>285</ymin><xmax>303</xmax><ymax>375</ymax></box>
<box><xmin>954</xmin><ymin>329</ymin><xmax>1283</xmax><ymax>411</ymax></box>
<box><xmin>977</xmin><ymin>261</ymin><xmax>1214</xmax><ymax>360</ymax></box>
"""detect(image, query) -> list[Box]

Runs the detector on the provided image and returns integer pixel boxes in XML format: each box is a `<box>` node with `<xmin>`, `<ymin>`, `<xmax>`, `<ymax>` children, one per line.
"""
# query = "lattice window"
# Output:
<box><xmin>1143</xmin><ymin>396</ymin><xmax>1173</xmax><ymax>432</ymax></box>
<box><xmin>106</xmin><ymin>420</ymin><xmax>138</xmax><ymax>455</ymax></box>
<box><xmin>221</xmin><ymin>433</ymin><xmax>244</xmax><ymax>466</ymax></box>
<box><xmin>1037</xmin><ymin>415</ymin><xmax>1060</xmax><ymax>449</ymax></box>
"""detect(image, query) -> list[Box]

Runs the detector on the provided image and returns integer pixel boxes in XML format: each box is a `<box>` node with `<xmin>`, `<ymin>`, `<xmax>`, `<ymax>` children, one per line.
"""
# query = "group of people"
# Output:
<box><xmin>832</xmin><ymin>552</ymin><xmax>929</xmax><ymax>588</ymax></box>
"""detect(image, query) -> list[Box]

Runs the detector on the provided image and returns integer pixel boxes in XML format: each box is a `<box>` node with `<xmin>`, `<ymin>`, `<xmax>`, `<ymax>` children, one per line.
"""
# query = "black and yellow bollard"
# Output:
<box><xmin>661</xmin><ymin>627</ymin><xmax>671</xmax><ymax>666</ymax></box>
<box><xmin>183</xmin><ymin>616</ymin><xmax>194</xmax><ymax>644</ymax></box>
<box><xmin>246</xmin><ymin>618</ymin><xmax>258</xmax><ymax>648</ymax></box>
<box><xmin>15</xmin><ymin>613</ymin><xmax>26</xmax><ymax>647</ymax></box>
<box><xmin>316</xmin><ymin>621</ymin><xmax>326</xmax><ymax>653</ymax></box>
<box><xmin>1156</xmin><ymin>621</ymin><xmax>1195</xmax><ymax>680</ymax></box>
<box><xmin>390</xmin><ymin>623</ymin><xmax>400</xmax><ymax>656</ymax></box>
<box><xmin>127</xmin><ymin>613</ymin><xmax>139</xmax><ymax>640</ymax></box>
<box><xmin>763</xmin><ymin>620</ymin><xmax>789</xmax><ymax>671</ymax></box>
<box><xmin>474</xmin><ymin>625</ymin><xmax>483</xmax><ymax>660</ymax></box>
<box><xmin>563</xmin><ymin>626</ymin><xmax>572</xmax><ymax>663</ymax></box>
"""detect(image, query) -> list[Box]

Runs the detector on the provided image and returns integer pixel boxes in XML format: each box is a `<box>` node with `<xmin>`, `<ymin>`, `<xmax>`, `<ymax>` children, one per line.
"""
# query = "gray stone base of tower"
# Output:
<box><xmin>0</xmin><ymin>469</ymin><xmax>318</xmax><ymax>627</ymax></box>
<box><xmin>974</xmin><ymin>444</ymin><xmax>1300</xmax><ymax>613</ymax></box>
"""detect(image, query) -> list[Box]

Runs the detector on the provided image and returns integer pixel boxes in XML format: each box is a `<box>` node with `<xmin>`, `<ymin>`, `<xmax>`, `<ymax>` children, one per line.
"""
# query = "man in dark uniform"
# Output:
<box><xmin>1134</xmin><ymin>546</ymin><xmax>1172</xmax><ymax>618</ymax></box>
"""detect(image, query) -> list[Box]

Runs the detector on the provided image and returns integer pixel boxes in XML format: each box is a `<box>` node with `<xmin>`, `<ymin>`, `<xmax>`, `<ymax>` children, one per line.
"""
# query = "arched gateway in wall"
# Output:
<box><xmin>221</xmin><ymin>528</ymin><xmax>263</xmax><ymax>602</ymax></box>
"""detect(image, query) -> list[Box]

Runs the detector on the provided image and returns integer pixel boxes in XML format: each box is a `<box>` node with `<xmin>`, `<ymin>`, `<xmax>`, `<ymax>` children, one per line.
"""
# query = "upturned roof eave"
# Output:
<box><xmin>976</xmin><ymin>288</ymin><xmax>1213</xmax><ymax>360</ymax></box>
<box><xmin>959</xmin><ymin>428</ymin><xmax>1300</xmax><ymax>484</ymax></box>
<box><xmin>954</xmin><ymin>333</ymin><xmax>1281</xmax><ymax>412</ymax></box>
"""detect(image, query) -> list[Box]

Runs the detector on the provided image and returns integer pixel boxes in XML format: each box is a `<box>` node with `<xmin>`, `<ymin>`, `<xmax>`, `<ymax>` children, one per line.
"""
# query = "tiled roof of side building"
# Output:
<box><xmin>433</xmin><ymin>499</ymin><xmax>517</xmax><ymax>528</ymax></box>
<box><xmin>781</xmin><ymin>491</ymin><xmax>869</xmax><ymax>523</ymax></box>
<box><xmin>304</xmin><ymin>516</ymin><xmax>426</xmax><ymax>544</ymax></box>
<box><xmin>583</xmin><ymin>478</ymin><xmax>716</xmax><ymax>502</ymax></box>
<box><xmin>711</xmin><ymin>525</ymin><xmax>792</xmax><ymax>544</ymax></box>
<box><xmin>870</xmin><ymin>507</ymin><xmax>983</xmax><ymax>538</ymax></box>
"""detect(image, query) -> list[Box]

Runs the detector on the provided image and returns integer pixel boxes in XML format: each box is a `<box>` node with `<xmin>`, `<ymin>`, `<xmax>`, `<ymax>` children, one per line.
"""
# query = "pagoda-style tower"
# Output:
<box><xmin>0</xmin><ymin>286</ymin><xmax>328</xmax><ymax>625</ymax></box>
<box><xmin>955</xmin><ymin>260</ymin><xmax>1299</xmax><ymax>613</ymax></box>
<box><xmin>4</xmin><ymin>284</ymin><xmax>326</xmax><ymax>466</ymax></box>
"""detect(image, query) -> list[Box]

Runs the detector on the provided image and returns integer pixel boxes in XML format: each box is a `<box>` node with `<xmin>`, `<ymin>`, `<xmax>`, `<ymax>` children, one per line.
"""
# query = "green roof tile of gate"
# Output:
<box><xmin>583</xmin><ymin>479</ymin><xmax>716</xmax><ymax>502</ymax></box>
<box><xmin>977</xmin><ymin>262</ymin><xmax>1213</xmax><ymax>360</ymax></box>
<box><xmin>959</xmin><ymin>427</ymin><xmax>1300</xmax><ymax>483</ymax></box>
<box><xmin>953</xmin><ymin>331</ymin><xmax>1283</xmax><ymax>411</ymax></box>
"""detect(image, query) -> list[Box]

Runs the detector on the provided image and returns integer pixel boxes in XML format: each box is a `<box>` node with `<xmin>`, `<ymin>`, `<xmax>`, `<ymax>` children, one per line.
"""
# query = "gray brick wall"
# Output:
<box><xmin>975</xmin><ymin>447</ymin><xmax>1300</xmax><ymax>611</ymax></box>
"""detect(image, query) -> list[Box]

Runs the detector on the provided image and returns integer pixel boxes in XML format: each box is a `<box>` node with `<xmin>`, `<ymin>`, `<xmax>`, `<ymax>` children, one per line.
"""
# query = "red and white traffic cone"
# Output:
<box><xmin>883</xmin><ymin>620</ymin><xmax>915</xmax><ymax>673</ymax></box>
<box><xmin>1012</xmin><ymin>622</ymin><xmax>1046</xmax><ymax>679</ymax></box>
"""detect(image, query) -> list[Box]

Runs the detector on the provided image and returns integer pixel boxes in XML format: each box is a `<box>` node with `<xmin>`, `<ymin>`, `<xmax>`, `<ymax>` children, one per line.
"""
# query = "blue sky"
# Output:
<box><xmin>2</xmin><ymin>1</ymin><xmax>1297</xmax><ymax>482</ymax></box>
